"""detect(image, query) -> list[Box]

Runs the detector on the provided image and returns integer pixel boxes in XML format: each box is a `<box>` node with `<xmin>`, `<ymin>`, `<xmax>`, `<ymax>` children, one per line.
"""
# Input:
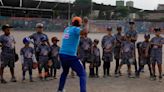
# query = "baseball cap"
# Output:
<box><xmin>129</xmin><ymin>20</ymin><xmax>135</xmax><ymax>25</ymax></box>
<box><xmin>154</xmin><ymin>27</ymin><xmax>161</xmax><ymax>32</ymax></box>
<box><xmin>2</xmin><ymin>24</ymin><xmax>13</xmax><ymax>30</ymax></box>
<box><xmin>72</xmin><ymin>16</ymin><xmax>82</xmax><ymax>25</ymax></box>
<box><xmin>107</xmin><ymin>26</ymin><xmax>112</xmax><ymax>31</ymax></box>
<box><xmin>36</xmin><ymin>23</ymin><xmax>44</xmax><ymax>28</ymax></box>
<box><xmin>51</xmin><ymin>37</ymin><xmax>59</xmax><ymax>41</ymax></box>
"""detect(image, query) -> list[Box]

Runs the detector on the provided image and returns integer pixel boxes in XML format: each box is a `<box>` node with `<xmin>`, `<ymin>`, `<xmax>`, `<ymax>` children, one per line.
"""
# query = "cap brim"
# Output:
<box><xmin>129</xmin><ymin>22</ymin><xmax>135</xmax><ymax>24</ymax></box>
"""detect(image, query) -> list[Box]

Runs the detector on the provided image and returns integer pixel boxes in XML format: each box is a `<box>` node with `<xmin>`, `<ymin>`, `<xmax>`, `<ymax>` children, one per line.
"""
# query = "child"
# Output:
<box><xmin>150</xmin><ymin>28</ymin><xmax>164</xmax><ymax>81</ymax></box>
<box><xmin>101</xmin><ymin>27</ymin><xmax>115</xmax><ymax>77</ymax></box>
<box><xmin>50</xmin><ymin>37</ymin><xmax>60</xmax><ymax>79</ymax></box>
<box><xmin>136</xmin><ymin>34</ymin><xmax>153</xmax><ymax>78</ymax></box>
<box><xmin>116</xmin><ymin>34</ymin><xmax>135</xmax><ymax>78</ymax></box>
<box><xmin>29</xmin><ymin>23</ymin><xmax>50</xmax><ymax>76</ymax></box>
<box><xmin>114</xmin><ymin>26</ymin><xmax>123</xmax><ymax>75</ymax></box>
<box><xmin>36</xmin><ymin>36</ymin><xmax>51</xmax><ymax>80</ymax></box>
<box><xmin>89</xmin><ymin>39</ymin><xmax>101</xmax><ymax>78</ymax></box>
<box><xmin>78</xmin><ymin>32</ymin><xmax>92</xmax><ymax>69</ymax></box>
<box><xmin>20</xmin><ymin>37</ymin><xmax>37</xmax><ymax>82</ymax></box>
<box><xmin>126</xmin><ymin>21</ymin><xmax>138</xmax><ymax>74</ymax></box>
<box><xmin>0</xmin><ymin>24</ymin><xmax>17</xmax><ymax>84</ymax></box>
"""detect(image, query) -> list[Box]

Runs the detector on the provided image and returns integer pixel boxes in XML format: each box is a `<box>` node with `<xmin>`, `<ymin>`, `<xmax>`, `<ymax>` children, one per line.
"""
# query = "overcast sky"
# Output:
<box><xmin>41</xmin><ymin>0</ymin><xmax>164</xmax><ymax>10</ymax></box>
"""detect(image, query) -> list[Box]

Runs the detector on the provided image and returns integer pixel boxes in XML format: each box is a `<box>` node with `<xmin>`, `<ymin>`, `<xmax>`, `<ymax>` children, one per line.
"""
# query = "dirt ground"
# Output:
<box><xmin>0</xmin><ymin>31</ymin><xmax>164</xmax><ymax>92</ymax></box>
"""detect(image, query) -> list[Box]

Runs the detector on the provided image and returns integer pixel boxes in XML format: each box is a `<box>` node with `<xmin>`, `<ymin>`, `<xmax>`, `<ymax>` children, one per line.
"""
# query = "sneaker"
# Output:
<box><xmin>119</xmin><ymin>71</ymin><xmax>122</xmax><ymax>76</ymax></box>
<box><xmin>30</xmin><ymin>79</ymin><xmax>34</xmax><ymax>82</ymax></box>
<box><xmin>10</xmin><ymin>77</ymin><xmax>17</xmax><ymax>82</ymax></box>
<box><xmin>152</xmin><ymin>75</ymin><xmax>157</xmax><ymax>81</ymax></box>
<box><xmin>159</xmin><ymin>76</ymin><xmax>162</xmax><ymax>82</ymax></box>
<box><xmin>128</xmin><ymin>74</ymin><xmax>135</xmax><ymax>78</ymax></box>
<box><xmin>53</xmin><ymin>76</ymin><xmax>57</xmax><ymax>79</ymax></box>
<box><xmin>115</xmin><ymin>73</ymin><xmax>119</xmax><ymax>78</ymax></box>
<box><xmin>57</xmin><ymin>89</ymin><xmax>66</xmax><ymax>92</ymax></box>
<box><xmin>1</xmin><ymin>79</ymin><xmax>7</xmax><ymax>84</ymax></box>
<box><xmin>150</xmin><ymin>76</ymin><xmax>154</xmax><ymax>81</ymax></box>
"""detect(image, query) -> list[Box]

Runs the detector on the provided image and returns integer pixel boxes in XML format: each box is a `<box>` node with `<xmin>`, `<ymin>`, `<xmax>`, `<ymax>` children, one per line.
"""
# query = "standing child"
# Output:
<box><xmin>114</xmin><ymin>26</ymin><xmax>123</xmax><ymax>75</ymax></box>
<box><xmin>0</xmin><ymin>24</ymin><xmax>17</xmax><ymax>83</ymax></box>
<box><xmin>50</xmin><ymin>37</ymin><xmax>60</xmax><ymax>79</ymax></box>
<box><xmin>101</xmin><ymin>27</ymin><xmax>115</xmax><ymax>77</ymax></box>
<box><xmin>36</xmin><ymin>36</ymin><xmax>51</xmax><ymax>80</ymax></box>
<box><xmin>136</xmin><ymin>34</ymin><xmax>153</xmax><ymax>78</ymax></box>
<box><xmin>20</xmin><ymin>37</ymin><xmax>37</xmax><ymax>82</ymax></box>
<box><xmin>150</xmin><ymin>28</ymin><xmax>164</xmax><ymax>81</ymax></box>
<box><xmin>89</xmin><ymin>39</ymin><xmax>101</xmax><ymax>78</ymax></box>
<box><xmin>126</xmin><ymin>21</ymin><xmax>138</xmax><ymax>75</ymax></box>
<box><xmin>78</xmin><ymin>32</ymin><xmax>92</xmax><ymax>69</ymax></box>
<box><xmin>116</xmin><ymin>34</ymin><xmax>135</xmax><ymax>78</ymax></box>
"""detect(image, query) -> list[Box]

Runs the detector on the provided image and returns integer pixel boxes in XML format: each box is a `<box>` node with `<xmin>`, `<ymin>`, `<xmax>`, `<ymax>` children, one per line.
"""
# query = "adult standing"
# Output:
<box><xmin>57</xmin><ymin>17</ymin><xmax>87</xmax><ymax>92</ymax></box>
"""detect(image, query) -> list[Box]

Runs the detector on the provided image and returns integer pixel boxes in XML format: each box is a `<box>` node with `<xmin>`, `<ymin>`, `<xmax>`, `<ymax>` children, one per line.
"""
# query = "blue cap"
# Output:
<box><xmin>41</xmin><ymin>36</ymin><xmax>48</xmax><ymax>42</ymax></box>
<box><xmin>23</xmin><ymin>37</ymin><xmax>31</xmax><ymax>44</ymax></box>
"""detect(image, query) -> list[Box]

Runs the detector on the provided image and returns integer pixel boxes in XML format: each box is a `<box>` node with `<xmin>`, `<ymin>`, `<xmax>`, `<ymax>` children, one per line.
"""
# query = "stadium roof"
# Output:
<box><xmin>0</xmin><ymin>0</ymin><xmax>64</xmax><ymax>10</ymax></box>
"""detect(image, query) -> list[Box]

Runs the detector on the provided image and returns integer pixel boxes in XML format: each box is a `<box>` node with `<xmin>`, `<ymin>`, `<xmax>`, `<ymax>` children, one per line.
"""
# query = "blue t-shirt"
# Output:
<box><xmin>59</xmin><ymin>26</ymin><xmax>81</xmax><ymax>56</ymax></box>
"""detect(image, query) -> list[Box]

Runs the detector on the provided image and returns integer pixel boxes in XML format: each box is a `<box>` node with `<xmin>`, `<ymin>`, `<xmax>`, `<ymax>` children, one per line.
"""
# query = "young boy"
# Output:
<box><xmin>29</xmin><ymin>23</ymin><xmax>50</xmax><ymax>76</ymax></box>
<box><xmin>150</xmin><ymin>28</ymin><xmax>164</xmax><ymax>81</ymax></box>
<box><xmin>0</xmin><ymin>24</ymin><xmax>17</xmax><ymax>84</ymax></box>
<box><xmin>101</xmin><ymin>27</ymin><xmax>115</xmax><ymax>77</ymax></box>
<box><xmin>114</xmin><ymin>26</ymin><xmax>123</xmax><ymax>75</ymax></box>
<box><xmin>50</xmin><ymin>37</ymin><xmax>60</xmax><ymax>79</ymax></box>
<box><xmin>36</xmin><ymin>36</ymin><xmax>51</xmax><ymax>80</ymax></box>
<box><xmin>126</xmin><ymin>21</ymin><xmax>138</xmax><ymax>74</ymax></box>
<box><xmin>89</xmin><ymin>39</ymin><xmax>101</xmax><ymax>78</ymax></box>
<box><xmin>20</xmin><ymin>37</ymin><xmax>37</xmax><ymax>82</ymax></box>
<box><xmin>136</xmin><ymin>34</ymin><xmax>153</xmax><ymax>78</ymax></box>
<box><xmin>116</xmin><ymin>34</ymin><xmax>135</xmax><ymax>78</ymax></box>
<box><xmin>78</xmin><ymin>32</ymin><xmax>92</xmax><ymax>69</ymax></box>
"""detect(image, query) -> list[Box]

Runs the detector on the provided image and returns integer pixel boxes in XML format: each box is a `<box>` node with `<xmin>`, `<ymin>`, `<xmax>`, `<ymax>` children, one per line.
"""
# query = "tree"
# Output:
<box><xmin>115</xmin><ymin>6</ymin><xmax>129</xmax><ymax>19</ymax></box>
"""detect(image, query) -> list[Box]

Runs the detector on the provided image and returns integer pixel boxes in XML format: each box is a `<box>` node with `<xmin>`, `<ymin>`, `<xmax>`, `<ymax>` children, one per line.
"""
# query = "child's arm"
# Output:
<box><xmin>20</xmin><ymin>49</ymin><xmax>24</xmax><ymax>64</ymax></box>
<box><xmin>20</xmin><ymin>55</ymin><xmax>24</xmax><ymax>64</ymax></box>
<box><xmin>32</xmin><ymin>54</ymin><xmax>37</xmax><ymax>63</ymax></box>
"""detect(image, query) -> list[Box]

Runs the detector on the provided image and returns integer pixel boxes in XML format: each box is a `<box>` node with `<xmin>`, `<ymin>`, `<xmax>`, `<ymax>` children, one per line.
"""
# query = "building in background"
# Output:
<box><xmin>157</xmin><ymin>4</ymin><xmax>164</xmax><ymax>10</ymax></box>
<box><xmin>116</xmin><ymin>0</ymin><xmax>124</xmax><ymax>7</ymax></box>
<box><xmin>126</xmin><ymin>1</ymin><xmax>134</xmax><ymax>7</ymax></box>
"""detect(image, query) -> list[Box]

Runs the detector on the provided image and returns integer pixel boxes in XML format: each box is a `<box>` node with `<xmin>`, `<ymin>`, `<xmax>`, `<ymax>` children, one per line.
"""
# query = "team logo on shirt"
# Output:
<box><xmin>63</xmin><ymin>33</ymin><xmax>70</xmax><ymax>39</ymax></box>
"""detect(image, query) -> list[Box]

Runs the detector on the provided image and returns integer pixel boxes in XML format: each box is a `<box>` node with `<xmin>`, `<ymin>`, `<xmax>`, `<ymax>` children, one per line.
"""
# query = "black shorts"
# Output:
<box><xmin>1</xmin><ymin>56</ymin><xmax>15</xmax><ymax>68</ymax></box>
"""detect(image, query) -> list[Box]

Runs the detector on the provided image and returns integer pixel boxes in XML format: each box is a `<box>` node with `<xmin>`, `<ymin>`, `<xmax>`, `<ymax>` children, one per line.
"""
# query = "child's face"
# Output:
<box><xmin>155</xmin><ymin>31</ymin><xmax>160</xmax><ymax>36</ymax></box>
<box><xmin>129</xmin><ymin>24</ymin><xmax>134</xmax><ymax>30</ymax></box>
<box><xmin>145</xmin><ymin>38</ymin><xmax>149</xmax><ymax>41</ymax></box>
<box><xmin>107</xmin><ymin>30</ymin><xmax>112</xmax><ymax>35</ymax></box>
<box><xmin>117</xmin><ymin>29</ymin><xmax>122</xmax><ymax>33</ymax></box>
<box><xmin>3</xmin><ymin>28</ymin><xmax>11</xmax><ymax>35</ymax></box>
<box><xmin>41</xmin><ymin>41</ymin><xmax>46</xmax><ymax>44</ymax></box>
<box><xmin>126</xmin><ymin>37</ymin><xmax>131</xmax><ymax>41</ymax></box>
<box><xmin>94</xmin><ymin>42</ymin><xmax>98</xmax><ymax>46</ymax></box>
<box><xmin>25</xmin><ymin>43</ymin><xmax>30</xmax><ymax>47</ymax></box>
<box><xmin>36</xmin><ymin>27</ymin><xmax>43</xmax><ymax>33</ymax></box>
<box><xmin>52</xmin><ymin>40</ymin><xmax>57</xmax><ymax>44</ymax></box>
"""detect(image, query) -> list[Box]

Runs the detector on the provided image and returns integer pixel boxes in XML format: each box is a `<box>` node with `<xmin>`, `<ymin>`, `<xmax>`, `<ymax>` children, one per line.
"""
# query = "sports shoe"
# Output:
<box><xmin>10</xmin><ymin>77</ymin><xmax>17</xmax><ymax>82</ymax></box>
<box><xmin>1</xmin><ymin>79</ymin><xmax>7</xmax><ymax>84</ymax></box>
